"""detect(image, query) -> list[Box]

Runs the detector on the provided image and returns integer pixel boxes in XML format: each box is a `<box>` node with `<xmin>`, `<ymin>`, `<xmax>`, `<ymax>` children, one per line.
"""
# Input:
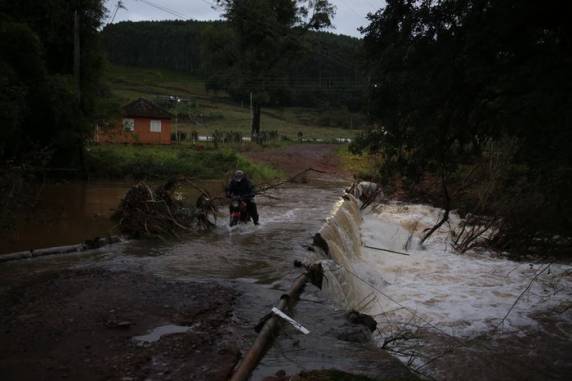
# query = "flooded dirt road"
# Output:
<box><xmin>0</xmin><ymin>179</ymin><xmax>413</xmax><ymax>381</ymax></box>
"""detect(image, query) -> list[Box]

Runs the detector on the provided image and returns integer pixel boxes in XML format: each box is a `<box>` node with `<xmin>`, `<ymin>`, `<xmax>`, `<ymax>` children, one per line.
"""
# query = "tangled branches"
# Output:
<box><xmin>113</xmin><ymin>179</ymin><xmax>217</xmax><ymax>239</ymax></box>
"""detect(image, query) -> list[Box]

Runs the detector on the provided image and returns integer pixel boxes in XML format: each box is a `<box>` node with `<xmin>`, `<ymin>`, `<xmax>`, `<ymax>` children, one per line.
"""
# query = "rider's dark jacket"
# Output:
<box><xmin>226</xmin><ymin>178</ymin><xmax>255</xmax><ymax>199</ymax></box>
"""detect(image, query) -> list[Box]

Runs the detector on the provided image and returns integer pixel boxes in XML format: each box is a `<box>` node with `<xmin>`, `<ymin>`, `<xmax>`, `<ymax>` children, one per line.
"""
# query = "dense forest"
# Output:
<box><xmin>352</xmin><ymin>0</ymin><xmax>572</xmax><ymax>257</ymax></box>
<box><xmin>101</xmin><ymin>19</ymin><xmax>365</xmax><ymax>109</ymax></box>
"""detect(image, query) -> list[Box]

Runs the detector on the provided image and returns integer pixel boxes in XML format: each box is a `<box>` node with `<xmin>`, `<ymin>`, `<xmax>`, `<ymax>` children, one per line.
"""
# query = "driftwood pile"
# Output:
<box><xmin>113</xmin><ymin>179</ymin><xmax>217</xmax><ymax>239</ymax></box>
<box><xmin>113</xmin><ymin>168</ymin><xmax>327</xmax><ymax>240</ymax></box>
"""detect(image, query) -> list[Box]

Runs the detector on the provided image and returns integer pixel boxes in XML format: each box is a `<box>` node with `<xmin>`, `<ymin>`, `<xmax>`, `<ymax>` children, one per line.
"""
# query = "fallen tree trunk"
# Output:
<box><xmin>0</xmin><ymin>236</ymin><xmax>121</xmax><ymax>264</ymax></box>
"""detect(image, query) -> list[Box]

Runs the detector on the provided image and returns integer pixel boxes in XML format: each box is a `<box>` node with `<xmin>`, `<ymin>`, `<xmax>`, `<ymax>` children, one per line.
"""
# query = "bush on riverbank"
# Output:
<box><xmin>85</xmin><ymin>145</ymin><xmax>281</xmax><ymax>182</ymax></box>
<box><xmin>336</xmin><ymin>146</ymin><xmax>382</xmax><ymax>181</ymax></box>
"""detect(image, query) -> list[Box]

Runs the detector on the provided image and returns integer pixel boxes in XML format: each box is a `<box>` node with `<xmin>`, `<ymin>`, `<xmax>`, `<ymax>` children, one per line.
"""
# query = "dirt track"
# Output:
<box><xmin>245</xmin><ymin>144</ymin><xmax>351</xmax><ymax>180</ymax></box>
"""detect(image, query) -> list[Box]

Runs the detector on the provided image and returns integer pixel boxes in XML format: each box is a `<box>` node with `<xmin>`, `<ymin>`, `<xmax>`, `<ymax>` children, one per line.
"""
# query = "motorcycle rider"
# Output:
<box><xmin>226</xmin><ymin>170</ymin><xmax>259</xmax><ymax>225</ymax></box>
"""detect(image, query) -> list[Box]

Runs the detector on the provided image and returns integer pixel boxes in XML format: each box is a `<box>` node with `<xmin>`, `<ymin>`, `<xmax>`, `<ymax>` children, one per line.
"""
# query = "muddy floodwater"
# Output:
<box><xmin>0</xmin><ymin>179</ymin><xmax>413</xmax><ymax>380</ymax></box>
<box><xmin>0</xmin><ymin>181</ymin><xmax>225</xmax><ymax>255</ymax></box>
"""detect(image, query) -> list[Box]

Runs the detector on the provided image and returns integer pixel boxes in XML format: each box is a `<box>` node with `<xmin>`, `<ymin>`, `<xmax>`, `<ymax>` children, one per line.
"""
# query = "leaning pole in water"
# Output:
<box><xmin>229</xmin><ymin>263</ymin><xmax>323</xmax><ymax>381</ymax></box>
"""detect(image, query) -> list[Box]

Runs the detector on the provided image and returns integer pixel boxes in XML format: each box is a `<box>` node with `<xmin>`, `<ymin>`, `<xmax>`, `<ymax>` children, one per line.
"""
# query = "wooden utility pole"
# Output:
<box><xmin>74</xmin><ymin>9</ymin><xmax>81</xmax><ymax>101</ymax></box>
<box><xmin>249</xmin><ymin>91</ymin><xmax>253</xmax><ymax>133</ymax></box>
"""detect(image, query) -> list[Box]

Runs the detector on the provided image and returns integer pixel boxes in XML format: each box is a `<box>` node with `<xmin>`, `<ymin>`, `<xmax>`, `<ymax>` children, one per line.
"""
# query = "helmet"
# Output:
<box><xmin>233</xmin><ymin>170</ymin><xmax>245</xmax><ymax>181</ymax></box>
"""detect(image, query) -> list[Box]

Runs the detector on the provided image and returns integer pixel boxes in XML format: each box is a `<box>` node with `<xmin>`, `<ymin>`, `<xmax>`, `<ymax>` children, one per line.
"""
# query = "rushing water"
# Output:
<box><xmin>318</xmin><ymin>198</ymin><xmax>572</xmax><ymax>380</ymax></box>
<box><xmin>103</xmin><ymin>182</ymin><xmax>345</xmax><ymax>283</ymax></box>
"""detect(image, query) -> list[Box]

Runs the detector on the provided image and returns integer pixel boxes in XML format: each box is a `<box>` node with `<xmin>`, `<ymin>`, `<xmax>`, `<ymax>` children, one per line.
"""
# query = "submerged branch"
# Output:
<box><xmin>420</xmin><ymin>168</ymin><xmax>450</xmax><ymax>246</ymax></box>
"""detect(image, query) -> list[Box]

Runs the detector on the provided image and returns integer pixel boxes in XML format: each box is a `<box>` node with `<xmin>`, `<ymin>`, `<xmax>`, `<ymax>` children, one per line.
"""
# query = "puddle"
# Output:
<box><xmin>132</xmin><ymin>324</ymin><xmax>192</xmax><ymax>344</ymax></box>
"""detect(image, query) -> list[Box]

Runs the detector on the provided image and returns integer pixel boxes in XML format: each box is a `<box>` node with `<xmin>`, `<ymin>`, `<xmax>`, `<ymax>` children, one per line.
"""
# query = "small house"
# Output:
<box><xmin>95</xmin><ymin>98</ymin><xmax>172</xmax><ymax>144</ymax></box>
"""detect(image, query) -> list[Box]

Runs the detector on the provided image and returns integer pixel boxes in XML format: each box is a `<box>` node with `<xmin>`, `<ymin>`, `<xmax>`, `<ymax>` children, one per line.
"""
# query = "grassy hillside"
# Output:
<box><xmin>104</xmin><ymin>64</ymin><xmax>363</xmax><ymax>141</ymax></box>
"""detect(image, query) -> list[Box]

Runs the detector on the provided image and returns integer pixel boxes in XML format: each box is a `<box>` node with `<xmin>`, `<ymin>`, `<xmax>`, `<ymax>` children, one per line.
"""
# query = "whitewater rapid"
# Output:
<box><xmin>358</xmin><ymin>202</ymin><xmax>572</xmax><ymax>336</ymax></box>
<box><xmin>314</xmin><ymin>196</ymin><xmax>572</xmax><ymax>378</ymax></box>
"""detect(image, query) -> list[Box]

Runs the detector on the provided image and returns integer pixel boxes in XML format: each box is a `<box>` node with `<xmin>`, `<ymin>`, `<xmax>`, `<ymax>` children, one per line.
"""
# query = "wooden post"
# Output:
<box><xmin>229</xmin><ymin>264</ymin><xmax>322</xmax><ymax>381</ymax></box>
<box><xmin>74</xmin><ymin>10</ymin><xmax>81</xmax><ymax>101</ymax></box>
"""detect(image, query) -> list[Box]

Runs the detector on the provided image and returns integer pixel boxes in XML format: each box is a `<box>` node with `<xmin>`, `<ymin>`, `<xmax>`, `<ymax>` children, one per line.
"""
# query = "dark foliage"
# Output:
<box><xmin>352</xmin><ymin>0</ymin><xmax>572</xmax><ymax>256</ymax></box>
<box><xmin>0</xmin><ymin>0</ymin><xmax>112</xmax><ymax>166</ymax></box>
<box><xmin>216</xmin><ymin>0</ymin><xmax>338</xmax><ymax>138</ymax></box>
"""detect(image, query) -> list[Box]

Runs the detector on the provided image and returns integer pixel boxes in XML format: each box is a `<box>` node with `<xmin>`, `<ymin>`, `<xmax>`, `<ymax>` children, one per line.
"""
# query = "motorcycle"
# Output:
<box><xmin>229</xmin><ymin>195</ymin><xmax>252</xmax><ymax>226</ymax></box>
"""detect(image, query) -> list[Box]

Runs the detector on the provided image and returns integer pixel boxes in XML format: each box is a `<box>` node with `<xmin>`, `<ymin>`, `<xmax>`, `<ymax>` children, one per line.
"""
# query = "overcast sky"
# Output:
<box><xmin>104</xmin><ymin>0</ymin><xmax>386</xmax><ymax>38</ymax></box>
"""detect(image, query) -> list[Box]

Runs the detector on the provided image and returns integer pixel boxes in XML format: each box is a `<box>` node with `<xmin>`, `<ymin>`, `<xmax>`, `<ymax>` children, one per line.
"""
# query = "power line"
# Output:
<box><xmin>136</xmin><ymin>0</ymin><xmax>187</xmax><ymax>19</ymax></box>
<box><xmin>109</xmin><ymin>0</ymin><xmax>127</xmax><ymax>24</ymax></box>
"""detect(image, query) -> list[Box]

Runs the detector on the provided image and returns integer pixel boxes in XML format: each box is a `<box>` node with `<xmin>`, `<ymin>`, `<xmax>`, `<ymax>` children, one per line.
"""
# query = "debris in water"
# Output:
<box><xmin>112</xmin><ymin>178</ymin><xmax>217</xmax><ymax>239</ymax></box>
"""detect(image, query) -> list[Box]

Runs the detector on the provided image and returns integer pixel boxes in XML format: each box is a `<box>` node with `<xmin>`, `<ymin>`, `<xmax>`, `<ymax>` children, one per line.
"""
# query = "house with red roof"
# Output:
<box><xmin>95</xmin><ymin>98</ymin><xmax>172</xmax><ymax>144</ymax></box>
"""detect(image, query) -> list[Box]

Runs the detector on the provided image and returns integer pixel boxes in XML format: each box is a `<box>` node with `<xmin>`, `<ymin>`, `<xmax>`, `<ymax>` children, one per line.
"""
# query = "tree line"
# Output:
<box><xmin>351</xmin><ymin>0</ymin><xmax>571</xmax><ymax>257</ymax></box>
<box><xmin>101</xmin><ymin>18</ymin><xmax>365</xmax><ymax>110</ymax></box>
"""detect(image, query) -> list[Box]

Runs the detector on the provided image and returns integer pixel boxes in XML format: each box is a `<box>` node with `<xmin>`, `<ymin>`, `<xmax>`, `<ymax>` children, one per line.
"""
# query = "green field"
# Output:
<box><xmin>104</xmin><ymin>65</ymin><xmax>362</xmax><ymax>141</ymax></box>
<box><xmin>86</xmin><ymin>144</ymin><xmax>281</xmax><ymax>182</ymax></box>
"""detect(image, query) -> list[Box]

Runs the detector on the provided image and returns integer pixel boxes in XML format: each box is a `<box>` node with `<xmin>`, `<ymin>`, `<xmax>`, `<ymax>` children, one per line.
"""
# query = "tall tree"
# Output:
<box><xmin>353</xmin><ymin>0</ymin><xmax>572</xmax><ymax>254</ymax></box>
<box><xmin>215</xmin><ymin>0</ymin><xmax>335</xmax><ymax>140</ymax></box>
<box><xmin>0</xmin><ymin>0</ymin><xmax>109</xmax><ymax>165</ymax></box>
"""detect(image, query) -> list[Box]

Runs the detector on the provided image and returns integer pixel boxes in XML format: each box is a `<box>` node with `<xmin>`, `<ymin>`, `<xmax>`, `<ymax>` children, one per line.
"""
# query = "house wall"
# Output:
<box><xmin>96</xmin><ymin>117</ymin><xmax>172</xmax><ymax>145</ymax></box>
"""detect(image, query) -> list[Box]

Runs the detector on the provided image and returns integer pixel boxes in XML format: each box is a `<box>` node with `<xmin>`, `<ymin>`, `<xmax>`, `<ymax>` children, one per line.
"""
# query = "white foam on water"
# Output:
<box><xmin>225</xmin><ymin>223</ymin><xmax>261</xmax><ymax>235</ymax></box>
<box><xmin>356</xmin><ymin>202</ymin><xmax>572</xmax><ymax>337</ymax></box>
